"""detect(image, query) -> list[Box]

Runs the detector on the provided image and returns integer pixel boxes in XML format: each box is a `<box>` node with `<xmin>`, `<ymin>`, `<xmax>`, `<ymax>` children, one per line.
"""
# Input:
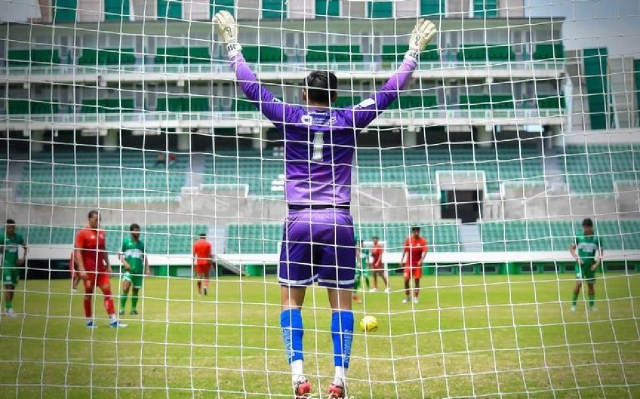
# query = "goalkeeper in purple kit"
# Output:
<box><xmin>214</xmin><ymin>10</ymin><xmax>436</xmax><ymax>398</ymax></box>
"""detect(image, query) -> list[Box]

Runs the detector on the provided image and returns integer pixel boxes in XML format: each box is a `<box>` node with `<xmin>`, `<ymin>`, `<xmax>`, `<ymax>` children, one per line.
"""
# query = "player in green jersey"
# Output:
<box><xmin>0</xmin><ymin>219</ymin><xmax>27</xmax><ymax>316</ymax></box>
<box><xmin>352</xmin><ymin>239</ymin><xmax>371</xmax><ymax>304</ymax></box>
<box><xmin>118</xmin><ymin>223</ymin><xmax>150</xmax><ymax>316</ymax></box>
<box><xmin>570</xmin><ymin>218</ymin><xmax>603</xmax><ymax>312</ymax></box>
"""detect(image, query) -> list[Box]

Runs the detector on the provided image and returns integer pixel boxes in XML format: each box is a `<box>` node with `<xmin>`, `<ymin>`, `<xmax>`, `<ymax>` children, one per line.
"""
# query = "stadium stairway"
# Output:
<box><xmin>186</xmin><ymin>153</ymin><xmax>205</xmax><ymax>187</ymax></box>
<box><xmin>208</xmin><ymin>225</ymin><xmax>244</xmax><ymax>275</ymax></box>
<box><xmin>542</xmin><ymin>147</ymin><xmax>565</xmax><ymax>189</ymax></box>
<box><xmin>459</xmin><ymin>224</ymin><xmax>483</xmax><ymax>252</ymax></box>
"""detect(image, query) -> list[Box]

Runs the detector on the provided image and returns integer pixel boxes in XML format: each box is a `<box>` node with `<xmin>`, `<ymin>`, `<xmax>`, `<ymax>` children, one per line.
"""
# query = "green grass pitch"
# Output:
<box><xmin>0</xmin><ymin>274</ymin><xmax>638</xmax><ymax>398</ymax></box>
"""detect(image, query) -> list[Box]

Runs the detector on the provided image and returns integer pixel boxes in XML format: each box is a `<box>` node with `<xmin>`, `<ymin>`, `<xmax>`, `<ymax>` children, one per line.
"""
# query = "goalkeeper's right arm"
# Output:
<box><xmin>351</xmin><ymin>19</ymin><xmax>437</xmax><ymax>129</ymax></box>
<box><xmin>214</xmin><ymin>10</ymin><xmax>292</xmax><ymax>125</ymax></box>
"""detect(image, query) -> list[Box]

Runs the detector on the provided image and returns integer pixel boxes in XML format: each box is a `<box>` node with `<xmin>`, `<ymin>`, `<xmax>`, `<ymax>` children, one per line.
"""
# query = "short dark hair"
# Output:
<box><xmin>200</xmin><ymin>233</ymin><xmax>206</xmax><ymax>238</ymax></box>
<box><xmin>372</xmin><ymin>236</ymin><xmax>379</xmax><ymax>240</ymax></box>
<box><xmin>411</xmin><ymin>226</ymin><xmax>421</xmax><ymax>232</ymax></box>
<box><xmin>130</xmin><ymin>223</ymin><xmax>140</xmax><ymax>231</ymax></box>
<box><xmin>88</xmin><ymin>210</ymin><xmax>99</xmax><ymax>219</ymax></box>
<box><xmin>582</xmin><ymin>218</ymin><xmax>594</xmax><ymax>227</ymax></box>
<box><xmin>6</xmin><ymin>219</ymin><xmax>15</xmax><ymax>225</ymax></box>
<box><xmin>303</xmin><ymin>70</ymin><xmax>338</xmax><ymax>104</ymax></box>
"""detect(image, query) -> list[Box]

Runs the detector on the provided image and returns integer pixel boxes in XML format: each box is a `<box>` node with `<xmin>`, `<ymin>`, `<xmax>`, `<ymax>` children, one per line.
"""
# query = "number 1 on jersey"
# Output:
<box><xmin>312</xmin><ymin>132</ymin><xmax>324</xmax><ymax>161</ymax></box>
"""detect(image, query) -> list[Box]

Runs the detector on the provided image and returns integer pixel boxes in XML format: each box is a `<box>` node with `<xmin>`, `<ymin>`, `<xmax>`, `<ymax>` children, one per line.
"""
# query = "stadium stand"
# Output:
<box><xmin>480</xmin><ymin>219</ymin><xmax>640</xmax><ymax>252</ymax></box>
<box><xmin>199</xmin><ymin>147</ymin><xmax>544</xmax><ymax>197</ymax></box>
<box><xmin>7</xmin><ymin>49</ymin><xmax>61</xmax><ymax>67</ymax></box>
<box><xmin>306</xmin><ymin>45</ymin><xmax>364</xmax><ymax>63</ymax></box>
<box><xmin>226</xmin><ymin>221</ymin><xmax>462</xmax><ymax>255</ymax></box>
<box><xmin>201</xmin><ymin>150</ymin><xmax>283</xmax><ymax>195</ymax></box>
<box><xmin>533</xmin><ymin>43</ymin><xmax>564</xmax><ymax>60</ymax></box>
<box><xmin>19</xmin><ymin>224</ymin><xmax>207</xmax><ymax>254</ymax></box>
<box><xmin>457</xmin><ymin>44</ymin><xmax>515</xmax><ymax>62</ymax></box>
<box><xmin>78</xmin><ymin>48</ymin><xmax>136</xmax><ymax>66</ymax></box>
<box><xmin>240</xmin><ymin>46</ymin><xmax>287</xmax><ymax>63</ymax></box>
<box><xmin>356</xmin><ymin>147</ymin><xmax>544</xmax><ymax>195</ymax></box>
<box><xmin>559</xmin><ymin>144</ymin><xmax>640</xmax><ymax>193</ymax></box>
<box><xmin>17</xmin><ymin>150</ymin><xmax>187</xmax><ymax>200</ymax></box>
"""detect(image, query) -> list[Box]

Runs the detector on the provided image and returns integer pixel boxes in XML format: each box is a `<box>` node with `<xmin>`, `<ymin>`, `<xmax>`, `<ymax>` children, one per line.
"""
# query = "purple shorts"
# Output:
<box><xmin>279</xmin><ymin>208</ymin><xmax>356</xmax><ymax>289</ymax></box>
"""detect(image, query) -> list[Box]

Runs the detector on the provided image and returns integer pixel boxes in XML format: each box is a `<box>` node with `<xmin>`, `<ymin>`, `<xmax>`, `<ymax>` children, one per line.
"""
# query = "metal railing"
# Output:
<box><xmin>0</xmin><ymin>60</ymin><xmax>565</xmax><ymax>77</ymax></box>
<box><xmin>0</xmin><ymin>109</ymin><xmax>565</xmax><ymax>125</ymax></box>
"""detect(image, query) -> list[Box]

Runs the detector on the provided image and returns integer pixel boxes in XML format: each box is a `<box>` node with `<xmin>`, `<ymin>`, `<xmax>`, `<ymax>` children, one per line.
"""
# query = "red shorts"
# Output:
<box><xmin>83</xmin><ymin>270</ymin><xmax>110</xmax><ymax>289</ymax></box>
<box><xmin>404</xmin><ymin>265</ymin><xmax>423</xmax><ymax>279</ymax></box>
<box><xmin>195</xmin><ymin>263</ymin><xmax>211</xmax><ymax>276</ymax></box>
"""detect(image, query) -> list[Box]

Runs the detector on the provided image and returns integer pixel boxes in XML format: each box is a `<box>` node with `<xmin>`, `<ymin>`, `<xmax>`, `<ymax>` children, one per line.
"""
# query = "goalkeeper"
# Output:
<box><xmin>215</xmin><ymin>10</ymin><xmax>436</xmax><ymax>399</ymax></box>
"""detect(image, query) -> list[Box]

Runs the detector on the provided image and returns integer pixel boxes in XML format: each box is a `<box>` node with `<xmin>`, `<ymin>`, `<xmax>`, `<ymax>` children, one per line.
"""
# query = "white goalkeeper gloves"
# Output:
<box><xmin>214</xmin><ymin>10</ymin><xmax>242</xmax><ymax>58</ymax></box>
<box><xmin>405</xmin><ymin>19</ymin><xmax>438</xmax><ymax>62</ymax></box>
<box><xmin>214</xmin><ymin>10</ymin><xmax>435</xmax><ymax>62</ymax></box>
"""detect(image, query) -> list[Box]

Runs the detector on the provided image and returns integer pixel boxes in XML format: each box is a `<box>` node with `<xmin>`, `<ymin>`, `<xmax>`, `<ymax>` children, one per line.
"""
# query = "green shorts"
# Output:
<box><xmin>3</xmin><ymin>268</ymin><xmax>19</xmax><ymax>286</ymax></box>
<box><xmin>122</xmin><ymin>271</ymin><xmax>144</xmax><ymax>289</ymax></box>
<box><xmin>359</xmin><ymin>263</ymin><xmax>371</xmax><ymax>277</ymax></box>
<box><xmin>576</xmin><ymin>263</ymin><xmax>596</xmax><ymax>283</ymax></box>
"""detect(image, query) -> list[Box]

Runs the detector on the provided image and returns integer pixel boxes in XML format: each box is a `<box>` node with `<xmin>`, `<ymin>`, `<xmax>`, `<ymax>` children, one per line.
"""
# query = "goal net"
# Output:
<box><xmin>0</xmin><ymin>0</ymin><xmax>639</xmax><ymax>397</ymax></box>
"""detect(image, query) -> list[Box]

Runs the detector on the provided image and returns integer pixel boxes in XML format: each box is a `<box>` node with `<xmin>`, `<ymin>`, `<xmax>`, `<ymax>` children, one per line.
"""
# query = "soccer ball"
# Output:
<box><xmin>360</xmin><ymin>315</ymin><xmax>379</xmax><ymax>332</ymax></box>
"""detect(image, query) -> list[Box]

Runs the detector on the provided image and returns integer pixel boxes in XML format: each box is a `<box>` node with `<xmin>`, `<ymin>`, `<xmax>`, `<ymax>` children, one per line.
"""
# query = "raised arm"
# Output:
<box><xmin>214</xmin><ymin>10</ymin><xmax>292</xmax><ymax>125</ymax></box>
<box><xmin>351</xmin><ymin>19</ymin><xmax>437</xmax><ymax>129</ymax></box>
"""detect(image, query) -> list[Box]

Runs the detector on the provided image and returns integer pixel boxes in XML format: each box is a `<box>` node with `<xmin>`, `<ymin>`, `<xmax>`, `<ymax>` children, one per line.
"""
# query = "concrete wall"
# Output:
<box><xmin>499</xmin><ymin>0</ymin><xmax>524</xmax><ymax>18</ymax></box>
<box><xmin>395</xmin><ymin>0</ymin><xmax>419</xmax><ymax>18</ymax></box>
<box><xmin>289</xmin><ymin>0</ymin><xmax>313</xmax><ymax>20</ymax></box>
<box><xmin>30</xmin><ymin>0</ymin><xmax>52</xmax><ymax>24</ymax></box>
<box><xmin>341</xmin><ymin>0</ymin><xmax>365</xmax><ymax>19</ymax></box>
<box><xmin>237</xmin><ymin>0</ymin><xmax>260</xmax><ymax>20</ymax></box>
<box><xmin>183</xmin><ymin>0</ymin><xmax>210</xmax><ymax>21</ymax></box>
<box><xmin>563</xmin><ymin>128</ymin><xmax>640</xmax><ymax>145</ymax></box>
<box><xmin>78</xmin><ymin>0</ymin><xmax>104</xmax><ymax>22</ymax></box>
<box><xmin>446</xmin><ymin>0</ymin><xmax>469</xmax><ymax>17</ymax></box>
<box><xmin>131</xmin><ymin>0</ymin><xmax>156</xmax><ymax>20</ymax></box>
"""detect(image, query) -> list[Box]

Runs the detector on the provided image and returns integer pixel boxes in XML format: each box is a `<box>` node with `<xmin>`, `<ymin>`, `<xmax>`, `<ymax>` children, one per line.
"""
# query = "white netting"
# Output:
<box><xmin>0</xmin><ymin>0</ymin><xmax>639</xmax><ymax>397</ymax></box>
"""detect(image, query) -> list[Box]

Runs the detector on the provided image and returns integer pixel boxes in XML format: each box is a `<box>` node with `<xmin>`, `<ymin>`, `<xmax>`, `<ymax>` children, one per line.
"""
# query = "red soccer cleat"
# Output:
<box><xmin>327</xmin><ymin>379</ymin><xmax>346</xmax><ymax>399</ymax></box>
<box><xmin>294</xmin><ymin>377</ymin><xmax>311</xmax><ymax>398</ymax></box>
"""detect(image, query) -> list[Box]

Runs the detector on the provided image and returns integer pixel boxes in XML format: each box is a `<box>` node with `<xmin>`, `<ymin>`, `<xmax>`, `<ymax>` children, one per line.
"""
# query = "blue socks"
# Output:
<box><xmin>281</xmin><ymin>309</ymin><xmax>304</xmax><ymax>364</ymax></box>
<box><xmin>331</xmin><ymin>311</ymin><xmax>354</xmax><ymax>369</ymax></box>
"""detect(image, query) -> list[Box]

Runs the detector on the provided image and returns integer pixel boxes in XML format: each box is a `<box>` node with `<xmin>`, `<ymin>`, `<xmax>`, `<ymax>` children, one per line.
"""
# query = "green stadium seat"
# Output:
<box><xmin>559</xmin><ymin>144</ymin><xmax>640</xmax><ymax>193</ymax></box>
<box><xmin>81</xmin><ymin>99</ymin><xmax>135</xmax><ymax>113</ymax></box>
<box><xmin>333</xmin><ymin>96</ymin><xmax>361</xmax><ymax>108</ymax></box>
<box><xmin>537</xmin><ymin>95</ymin><xmax>565</xmax><ymax>109</ymax></box>
<box><xmin>8</xmin><ymin>100</ymin><xmax>30</xmax><ymax>114</ymax></box>
<box><xmin>533</xmin><ymin>43</ymin><xmax>564</xmax><ymax>60</ymax></box>
<box><xmin>457</xmin><ymin>45</ymin><xmax>514</xmax><ymax>62</ymax></box>
<box><xmin>389</xmin><ymin>95</ymin><xmax>438</xmax><ymax>110</ymax></box>
<box><xmin>306</xmin><ymin>45</ymin><xmax>363</xmax><ymax>64</ymax></box>
<box><xmin>382</xmin><ymin>44</ymin><xmax>409</xmax><ymax>63</ymax></box>
<box><xmin>480</xmin><ymin>220</ymin><xmax>640</xmax><ymax>252</ymax></box>
<box><xmin>7</xmin><ymin>49</ymin><xmax>61</xmax><ymax>67</ymax></box>
<box><xmin>187</xmin><ymin>47</ymin><xmax>212</xmax><ymax>64</ymax></box>
<box><xmin>154</xmin><ymin>47</ymin><xmax>187</xmax><ymax>64</ymax></box>
<box><xmin>31</xmin><ymin>100</ymin><xmax>60</xmax><ymax>114</ymax></box>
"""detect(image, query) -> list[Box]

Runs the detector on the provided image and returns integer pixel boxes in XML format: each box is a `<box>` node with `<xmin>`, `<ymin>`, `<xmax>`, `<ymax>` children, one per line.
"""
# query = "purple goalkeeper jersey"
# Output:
<box><xmin>231</xmin><ymin>55</ymin><xmax>417</xmax><ymax>206</ymax></box>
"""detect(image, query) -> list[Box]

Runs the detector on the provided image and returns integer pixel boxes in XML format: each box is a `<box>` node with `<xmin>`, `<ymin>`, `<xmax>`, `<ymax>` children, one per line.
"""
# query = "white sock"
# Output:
<box><xmin>291</xmin><ymin>359</ymin><xmax>304</xmax><ymax>382</ymax></box>
<box><xmin>109</xmin><ymin>314</ymin><xmax>117</xmax><ymax>322</ymax></box>
<box><xmin>334</xmin><ymin>366</ymin><xmax>346</xmax><ymax>381</ymax></box>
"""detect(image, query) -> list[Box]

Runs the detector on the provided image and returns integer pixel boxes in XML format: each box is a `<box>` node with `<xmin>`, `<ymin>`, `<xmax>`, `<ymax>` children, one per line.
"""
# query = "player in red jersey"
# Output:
<box><xmin>69</xmin><ymin>251</ymin><xmax>80</xmax><ymax>292</ymax></box>
<box><xmin>401</xmin><ymin>227</ymin><xmax>427</xmax><ymax>304</ymax></box>
<box><xmin>74</xmin><ymin>210</ymin><xmax>126</xmax><ymax>328</ymax></box>
<box><xmin>369</xmin><ymin>236</ymin><xmax>389</xmax><ymax>293</ymax></box>
<box><xmin>193</xmin><ymin>233</ymin><xmax>213</xmax><ymax>296</ymax></box>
